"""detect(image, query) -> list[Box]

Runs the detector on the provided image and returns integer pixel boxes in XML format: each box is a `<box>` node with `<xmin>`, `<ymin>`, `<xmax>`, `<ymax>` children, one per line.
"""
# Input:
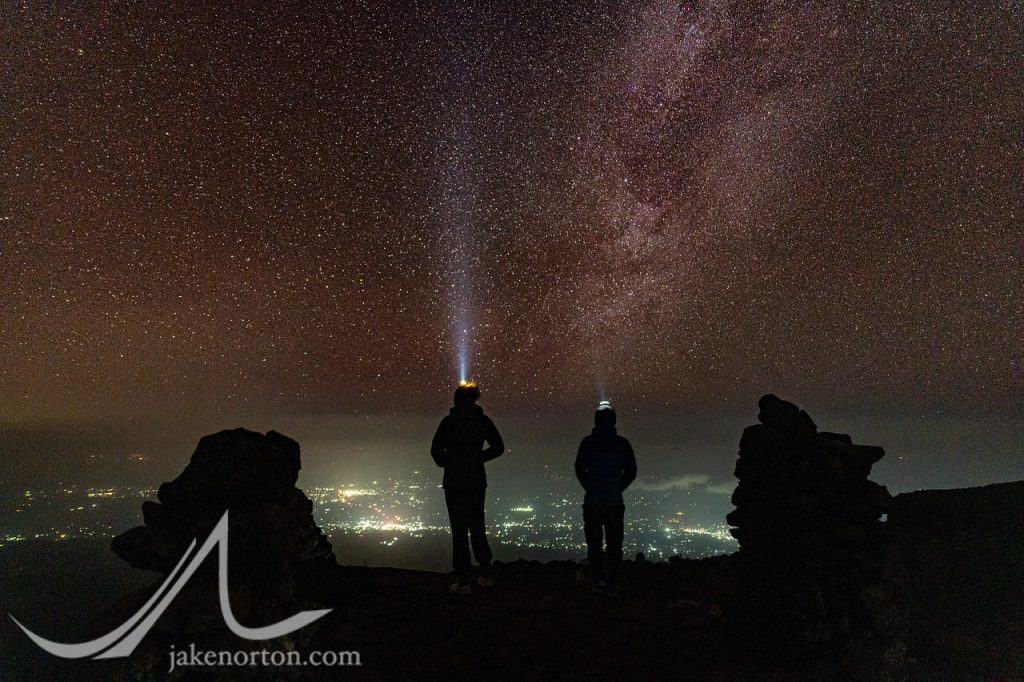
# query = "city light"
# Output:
<box><xmin>2</xmin><ymin>475</ymin><xmax>738</xmax><ymax>561</ymax></box>
<box><xmin>338</xmin><ymin>488</ymin><xmax>374</xmax><ymax>499</ymax></box>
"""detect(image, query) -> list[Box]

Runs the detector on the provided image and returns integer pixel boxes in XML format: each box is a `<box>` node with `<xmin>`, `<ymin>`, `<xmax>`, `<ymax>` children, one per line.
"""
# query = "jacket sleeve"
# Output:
<box><xmin>481</xmin><ymin>416</ymin><xmax>505</xmax><ymax>462</ymax></box>
<box><xmin>620</xmin><ymin>438</ymin><xmax>637</xmax><ymax>492</ymax></box>
<box><xmin>430</xmin><ymin>419</ymin><xmax>448</xmax><ymax>468</ymax></box>
<box><xmin>574</xmin><ymin>439</ymin><xmax>587</xmax><ymax>489</ymax></box>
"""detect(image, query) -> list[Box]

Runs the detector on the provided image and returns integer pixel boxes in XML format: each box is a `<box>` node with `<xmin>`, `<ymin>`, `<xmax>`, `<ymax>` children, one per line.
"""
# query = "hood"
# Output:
<box><xmin>591</xmin><ymin>425</ymin><xmax>617</xmax><ymax>437</ymax></box>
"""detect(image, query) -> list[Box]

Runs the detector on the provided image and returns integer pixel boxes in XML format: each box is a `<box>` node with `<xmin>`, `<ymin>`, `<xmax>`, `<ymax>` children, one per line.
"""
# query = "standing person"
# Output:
<box><xmin>431</xmin><ymin>381</ymin><xmax>505</xmax><ymax>594</ymax></box>
<box><xmin>574</xmin><ymin>400</ymin><xmax>637</xmax><ymax>594</ymax></box>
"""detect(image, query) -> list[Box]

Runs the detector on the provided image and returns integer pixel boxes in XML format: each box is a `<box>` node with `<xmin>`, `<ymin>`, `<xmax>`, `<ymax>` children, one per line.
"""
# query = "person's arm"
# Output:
<box><xmin>574</xmin><ymin>439</ymin><xmax>587</xmax><ymax>488</ymax></box>
<box><xmin>620</xmin><ymin>439</ymin><xmax>637</xmax><ymax>492</ymax></box>
<box><xmin>431</xmin><ymin>419</ymin><xmax>448</xmax><ymax>468</ymax></box>
<box><xmin>481</xmin><ymin>417</ymin><xmax>505</xmax><ymax>462</ymax></box>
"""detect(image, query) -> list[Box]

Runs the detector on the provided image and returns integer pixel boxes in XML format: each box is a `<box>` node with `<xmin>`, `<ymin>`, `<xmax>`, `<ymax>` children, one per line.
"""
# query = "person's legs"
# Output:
<box><xmin>467</xmin><ymin>486</ymin><xmax>493</xmax><ymax>574</ymax></box>
<box><xmin>583</xmin><ymin>503</ymin><xmax>607</xmax><ymax>586</ymax></box>
<box><xmin>445</xmin><ymin>488</ymin><xmax>471</xmax><ymax>585</ymax></box>
<box><xmin>604</xmin><ymin>505</ymin><xmax>625</xmax><ymax>587</ymax></box>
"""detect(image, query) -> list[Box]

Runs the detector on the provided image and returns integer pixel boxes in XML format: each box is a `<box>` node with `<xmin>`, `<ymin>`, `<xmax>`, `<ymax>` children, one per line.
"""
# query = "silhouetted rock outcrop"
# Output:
<box><xmin>887</xmin><ymin>482</ymin><xmax>1024</xmax><ymax>677</ymax></box>
<box><xmin>726</xmin><ymin>395</ymin><xmax>907</xmax><ymax>675</ymax></box>
<box><xmin>106</xmin><ymin>428</ymin><xmax>342</xmax><ymax>673</ymax></box>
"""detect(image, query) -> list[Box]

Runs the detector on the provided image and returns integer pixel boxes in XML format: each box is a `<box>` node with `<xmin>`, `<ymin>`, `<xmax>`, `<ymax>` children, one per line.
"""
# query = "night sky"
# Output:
<box><xmin>1</xmin><ymin>2</ymin><xmax>1021</xmax><ymax>491</ymax></box>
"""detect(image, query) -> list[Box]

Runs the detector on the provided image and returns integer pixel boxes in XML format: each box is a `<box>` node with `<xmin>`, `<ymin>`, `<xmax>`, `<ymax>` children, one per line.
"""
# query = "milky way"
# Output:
<box><xmin>1</xmin><ymin>1</ymin><xmax>1021</xmax><ymax>426</ymax></box>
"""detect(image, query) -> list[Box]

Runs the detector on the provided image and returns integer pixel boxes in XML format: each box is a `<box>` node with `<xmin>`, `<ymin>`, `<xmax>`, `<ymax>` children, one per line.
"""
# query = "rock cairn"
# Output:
<box><xmin>727</xmin><ymin>395</ymin><xmax>907</xmax><ymax>674</ymax></box>
<box><xmin>109</xmin><ymin>428</ymin><xmax>342</xmax><ymax>666</ymax></box>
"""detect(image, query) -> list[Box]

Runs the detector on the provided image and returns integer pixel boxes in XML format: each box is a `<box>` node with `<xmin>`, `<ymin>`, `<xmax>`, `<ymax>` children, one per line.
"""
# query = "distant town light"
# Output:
<box><xmin>339</xmin><ymin>488</ymin><xmax>374</xmax><ymax>499</ymax></box>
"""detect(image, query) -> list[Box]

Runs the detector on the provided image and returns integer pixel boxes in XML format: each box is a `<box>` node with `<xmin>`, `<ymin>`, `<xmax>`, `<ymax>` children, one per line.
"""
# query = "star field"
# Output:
<box><xmin>1</xmin><ymin>1</ymin><xmax>1021</xmax><ymax>426</ymax></box>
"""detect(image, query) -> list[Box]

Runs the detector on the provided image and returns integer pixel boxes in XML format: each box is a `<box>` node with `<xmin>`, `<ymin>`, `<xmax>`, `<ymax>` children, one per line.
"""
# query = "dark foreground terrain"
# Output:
<box><xmin>2</xmin><ymin>546</ymin><xmax>1021</xmax><ymax>680</ymax></box>
<box><xmin>315</xmin><ymin>558</ymin><xmax>741</xmax><ymax>680</ymax></box>
<box><xmin>311</xmin><ymin>554</ymin><xmax>1022</xmax><ymax>681</ymax></box>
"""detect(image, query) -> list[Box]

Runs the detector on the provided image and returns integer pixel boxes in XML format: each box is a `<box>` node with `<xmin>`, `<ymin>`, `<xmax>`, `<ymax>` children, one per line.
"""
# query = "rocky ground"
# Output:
<box><xmin>308</xmin><ymin>553</ymin><xmax>1022</xmax><ymax>681</ymax></box>
<box><xmin>3</xmin><ymin>545</ymin><xmax>1021</xmax><ymax>680</ymax></box>
<box><xmin>311</xmin><ymin>557</ymin><xmax>754</xmax><ymax>681</ymax></box>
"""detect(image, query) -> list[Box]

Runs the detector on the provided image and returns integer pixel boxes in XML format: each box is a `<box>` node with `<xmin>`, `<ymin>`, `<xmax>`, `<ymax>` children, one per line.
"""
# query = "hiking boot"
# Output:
<box><xmin>449</xmin><ymin>582</ymin><xmax>472</xmax><ymax>595</ymax></box>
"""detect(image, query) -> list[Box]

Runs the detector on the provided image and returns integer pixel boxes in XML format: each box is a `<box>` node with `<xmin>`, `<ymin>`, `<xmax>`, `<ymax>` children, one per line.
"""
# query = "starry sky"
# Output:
<box><xmin>1</xmin><ymin>2</ymin><xmax>1022</xmax><ymax>490</ymax></box>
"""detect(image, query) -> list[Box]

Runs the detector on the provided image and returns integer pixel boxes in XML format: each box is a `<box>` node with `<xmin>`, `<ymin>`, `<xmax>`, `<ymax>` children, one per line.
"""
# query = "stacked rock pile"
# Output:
<box><xmin>108</xmin><ymin>428</ymin><xmax>343</xmax><ymax>668</ymax></box>
<box><xmin>727</xmin><ymin>395</ymin><xmax>907</xmax><ymax>674</ymax></box>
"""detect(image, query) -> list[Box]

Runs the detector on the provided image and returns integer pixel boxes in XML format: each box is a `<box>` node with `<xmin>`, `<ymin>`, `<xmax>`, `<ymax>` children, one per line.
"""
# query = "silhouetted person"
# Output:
<box><xmin>574</xmin><ymin>400</ymin><xmax>637</xmax><ymax>593</ymax></box>
<box><xmin>431</xmin><ymin>382</ymin><xmax>505</xmax><ymax>594</ymax></box>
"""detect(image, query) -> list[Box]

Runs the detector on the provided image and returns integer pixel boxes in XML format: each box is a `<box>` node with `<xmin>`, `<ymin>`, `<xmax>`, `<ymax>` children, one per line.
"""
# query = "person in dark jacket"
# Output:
<box><xmin>574</xmin><ymin>400</ymin><xmax>637</xmax><ymax>592</ymax></box>
<box><xmin>431</xmin><ymin>381</ymin><xmax>505</xmax><ymax>594</ymax></box>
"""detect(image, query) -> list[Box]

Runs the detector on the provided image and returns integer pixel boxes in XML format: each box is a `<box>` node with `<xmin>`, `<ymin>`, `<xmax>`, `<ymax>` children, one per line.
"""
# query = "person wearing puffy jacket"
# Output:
<box><xmin>574</xmin><ymin>400</ymin><xmax>637</xmax><ymax>592</ymax></box>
